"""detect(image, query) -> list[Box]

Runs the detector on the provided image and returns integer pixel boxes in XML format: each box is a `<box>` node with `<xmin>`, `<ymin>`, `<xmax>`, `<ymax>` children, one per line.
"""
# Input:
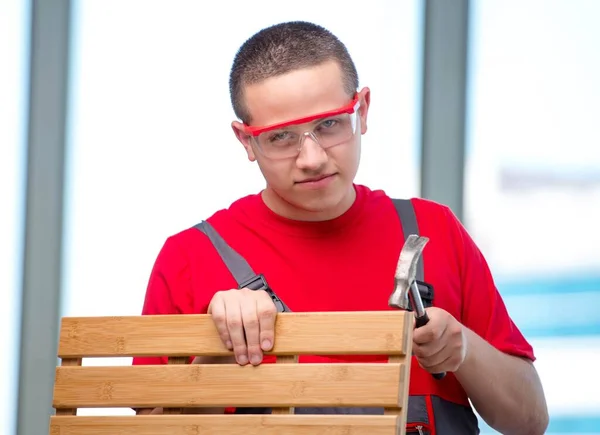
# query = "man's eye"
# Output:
<box><xmin>269</xmin><ymin>131</ymin><xmax>290</xmax><ymax>142</ymax></box>
<box><xmin>320</xmin><ymin>119</ymin><xmax>338</xmax><ymax>128</ymax></box>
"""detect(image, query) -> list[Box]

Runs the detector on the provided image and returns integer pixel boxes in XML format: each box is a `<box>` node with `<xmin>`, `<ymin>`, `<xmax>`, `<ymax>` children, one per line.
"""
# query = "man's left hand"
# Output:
<box><xmin>412</xmin><ymin>307</ymin><xmax>468</xmax><ymax>374</ymax></box>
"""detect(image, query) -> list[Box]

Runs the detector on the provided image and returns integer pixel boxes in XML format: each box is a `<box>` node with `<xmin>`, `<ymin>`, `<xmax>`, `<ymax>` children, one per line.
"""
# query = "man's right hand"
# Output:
<box><xmin>208</xmin><ymin>288</ymin><xmax>277</xmax><ymax>366</ymax></box>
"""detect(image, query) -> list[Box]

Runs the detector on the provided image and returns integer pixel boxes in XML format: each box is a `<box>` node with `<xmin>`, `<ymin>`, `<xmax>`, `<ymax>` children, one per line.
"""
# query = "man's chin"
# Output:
<box><xmin>265</xmin><ymin>180</ymin><xmax>353</xmax><ymax>221</ymax></box>
<box><xmin>290</xmin><ymin>188</ymin><xmax>352</xmax><ymax>219</ymax></box>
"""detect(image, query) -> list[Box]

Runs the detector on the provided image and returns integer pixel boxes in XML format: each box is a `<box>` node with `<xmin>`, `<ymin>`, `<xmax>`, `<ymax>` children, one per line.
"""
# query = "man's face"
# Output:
<box><xmin>232</xmin><ymin>60</ymin><xmax>371</xmax><ymax>220</ymax></box>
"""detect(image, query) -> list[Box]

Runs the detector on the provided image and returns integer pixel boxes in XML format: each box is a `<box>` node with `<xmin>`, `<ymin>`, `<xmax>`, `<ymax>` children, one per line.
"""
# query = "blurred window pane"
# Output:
<box><xmin>465</xmin><ymin>1</ymin><xmax>600</xmax><ymax>433</ymax></box>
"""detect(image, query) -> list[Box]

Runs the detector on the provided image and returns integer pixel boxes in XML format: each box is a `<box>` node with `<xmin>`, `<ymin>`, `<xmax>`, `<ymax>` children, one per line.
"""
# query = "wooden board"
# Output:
<box><xmin>49</xmin><ymin>415</ymin><xmax>400</xmax><ymax>435</ymax></box>
<box><xmin>53</xmin><ymin>363</ymin><xmax>406</xmax><ymax>409</ymax></box>
<box><xmin>57</xmin><ymin>311</ymin><xmax>410</xmax><ymax>358</ymax></box>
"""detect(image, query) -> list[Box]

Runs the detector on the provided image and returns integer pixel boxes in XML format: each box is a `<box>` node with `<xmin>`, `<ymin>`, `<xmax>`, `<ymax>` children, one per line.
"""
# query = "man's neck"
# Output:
<box><xmin>261</xmin><ymin>186</ymin><xmax>357</xmax><ymax>222</ymax></box>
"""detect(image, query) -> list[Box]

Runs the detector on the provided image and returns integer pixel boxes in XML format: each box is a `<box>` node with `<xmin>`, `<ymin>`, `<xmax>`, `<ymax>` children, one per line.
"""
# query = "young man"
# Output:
<box><xmin>134</xmin><ymin>21</ymin><xmax>548</xmax><ymax>434</ymax></box>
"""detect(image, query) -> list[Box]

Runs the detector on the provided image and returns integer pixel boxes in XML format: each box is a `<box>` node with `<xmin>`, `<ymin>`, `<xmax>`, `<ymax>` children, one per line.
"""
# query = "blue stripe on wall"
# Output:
<box><xmin>480</xmin><ymin>416</ymin><xmax>600</xmax><ymax>433</ymax></box>
<box><xmin>502</xmin><ymin>291</ymin><xmax>600</xmax><ymax>338</ymax></box>
<box><xmin>496</xmin><ymin>273</ymin><xmax>600</xmax><ymax>297</ymax></box>
<box><xmin>494</xmin><ymin>273</ymin><xmax>600</xmax><ymax>338</ymax></box>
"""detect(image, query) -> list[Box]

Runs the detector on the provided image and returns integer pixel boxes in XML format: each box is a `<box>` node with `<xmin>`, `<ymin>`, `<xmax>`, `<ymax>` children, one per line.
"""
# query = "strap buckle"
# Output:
<box><xmin>239</xmin><ymin>274</ymin><xmax>290</xmax><ymax>313</ymax></box>
<box><xmin>239</xmin><ymin>274</ymin><xmax>269</xmax><ymax>291</ymax></box>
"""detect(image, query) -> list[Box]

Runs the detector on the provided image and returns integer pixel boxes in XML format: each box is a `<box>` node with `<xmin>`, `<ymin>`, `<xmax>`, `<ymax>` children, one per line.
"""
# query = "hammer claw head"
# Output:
<box><xmin>388</xmin><ymin>234</ymin><xmax>429</xmax><ymax>309</ymax></box>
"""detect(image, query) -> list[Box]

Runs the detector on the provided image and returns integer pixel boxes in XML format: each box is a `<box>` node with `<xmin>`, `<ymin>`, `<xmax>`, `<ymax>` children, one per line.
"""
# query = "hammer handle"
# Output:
<box><xmin>414</xmin><ymin>312</ymin><xmax>447</xmax><ymax>380</ymax></box>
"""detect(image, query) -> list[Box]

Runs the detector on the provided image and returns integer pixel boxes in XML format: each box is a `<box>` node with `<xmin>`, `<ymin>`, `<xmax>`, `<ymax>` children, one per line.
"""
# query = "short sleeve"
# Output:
<box><xmin>445</xmin><ymin>206</ymin><xmax>536</xmax><ymax>362</ymax></box>
<box><xmin>132</xmin><ymin>236</ymin><xmax>193</xmax><ymax>366</ymax></box>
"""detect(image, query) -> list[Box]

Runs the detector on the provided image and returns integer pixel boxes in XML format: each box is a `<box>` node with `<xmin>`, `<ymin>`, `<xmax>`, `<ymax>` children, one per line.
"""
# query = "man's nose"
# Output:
<box><xmin>295</xmin><ymin>134</ymin><xmax>328</xmax><ymax>170</ymax></box>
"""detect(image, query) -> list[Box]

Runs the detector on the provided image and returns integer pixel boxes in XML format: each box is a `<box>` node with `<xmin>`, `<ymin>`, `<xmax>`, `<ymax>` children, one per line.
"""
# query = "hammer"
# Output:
<box><xmin>389</xmin><ymin>234</ymin><xmax>446</xmax><ymax>380</ymax></box>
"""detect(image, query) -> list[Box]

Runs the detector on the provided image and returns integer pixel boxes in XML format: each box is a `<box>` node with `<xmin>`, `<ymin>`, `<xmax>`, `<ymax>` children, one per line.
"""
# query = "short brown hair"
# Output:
<box><xmin>229</xmin><ymin>21</ymin><xmax>359</xmax><ymax>123</ymax></box>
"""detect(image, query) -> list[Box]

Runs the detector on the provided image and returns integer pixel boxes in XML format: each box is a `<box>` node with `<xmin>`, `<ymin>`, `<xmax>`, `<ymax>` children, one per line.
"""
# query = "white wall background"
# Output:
<box><xmin>0</xmin><ymin>1</ymin><xmax>28</xmax><ymax>434</ymax></box>
<box><xmin>61</xmin><ymin>0</ymin><xmax>422</xmax><ymax>319</ymax></box>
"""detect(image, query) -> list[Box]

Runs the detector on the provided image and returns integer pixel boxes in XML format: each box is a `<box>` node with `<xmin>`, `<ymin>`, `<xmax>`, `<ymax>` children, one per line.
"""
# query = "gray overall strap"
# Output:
<box><xmin>194</xmin><ymin>221</ymin><xmax>290</xmax><ymax>312</ymax></box>
<box><xmin>391</xmin><ymin>198</ymin><xmax>424</xmax><ymax>282</ymax></box>
<box><xmin>194</xmin><ymin>220</ymin><xmax>256</xmax><ymax>288</ymax></box>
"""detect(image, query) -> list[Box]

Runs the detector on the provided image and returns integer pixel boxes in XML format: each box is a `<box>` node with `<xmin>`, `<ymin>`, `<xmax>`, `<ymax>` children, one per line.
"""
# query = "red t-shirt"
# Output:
<box><xmin>133</xmin><ymin>184</ymin><xmax>534</xmax><ymax>406</ymax></box>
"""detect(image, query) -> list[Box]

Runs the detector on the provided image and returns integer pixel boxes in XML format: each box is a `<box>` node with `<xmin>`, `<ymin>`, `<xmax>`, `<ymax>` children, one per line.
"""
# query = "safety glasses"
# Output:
<box><xmin>242</xmin><ymin>95</ymin><xmax>360</xmax><ymax>159</ymax></box>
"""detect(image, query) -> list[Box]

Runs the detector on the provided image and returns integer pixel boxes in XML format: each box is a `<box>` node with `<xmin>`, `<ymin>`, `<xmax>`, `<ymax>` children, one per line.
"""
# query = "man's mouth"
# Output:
<box><xmin>296</xmin><ymin>173</ymin><xmax>336</xmax><ymax>184</ymax></box>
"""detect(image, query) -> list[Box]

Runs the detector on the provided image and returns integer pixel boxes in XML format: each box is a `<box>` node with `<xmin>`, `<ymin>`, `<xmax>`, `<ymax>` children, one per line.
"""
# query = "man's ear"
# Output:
<box><xmin>357</xmin><ymin>87</ymin><xmax>371</xmax><ymax>135</ymax></box>
<box><xmin>231</xmin><ymin>121</ymin><xmax>257</xmax><ymax>162</ymax></box>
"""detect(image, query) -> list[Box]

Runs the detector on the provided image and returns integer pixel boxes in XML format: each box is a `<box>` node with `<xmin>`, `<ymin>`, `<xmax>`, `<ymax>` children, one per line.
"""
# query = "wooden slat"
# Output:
<box><xmin>163</xmin><ymin>356</ymin><xmax>189</xmax><ymax>415</ymax></box>
<box><xmin>53</xmin><ymin>363</ymin><xmax>406</xmax><ymax>409</ymax></box>
<box><xmin>49</xmin><ymin>415</ymin><xmax>400</xmax><ymax>435</ymax></box>
<box><xmin>55</xmin><ymin>358</ymin><xmax>82</xmax><ymax>416</ymax></box>
<box><xmin>271</xmin><ymin>355</ymin><xmax>299</xmax><ymax>415</ymax></box>
<box><xmin>384</xmin><ymin>320</ymin><xmax>414</xmax><ymax>435</ymax></box>
<box><xmin>57</xmin><ymin>311</ymin><xmax>410</xmax><ymax>358</ymax></box>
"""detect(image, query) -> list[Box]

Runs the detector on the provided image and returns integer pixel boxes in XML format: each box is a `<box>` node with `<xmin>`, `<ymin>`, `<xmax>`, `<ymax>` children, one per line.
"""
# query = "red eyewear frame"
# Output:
<box><xmin>242</xmin><ymin>94</ymin><xmax>360</xmax><ymax>137</ymax></box>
